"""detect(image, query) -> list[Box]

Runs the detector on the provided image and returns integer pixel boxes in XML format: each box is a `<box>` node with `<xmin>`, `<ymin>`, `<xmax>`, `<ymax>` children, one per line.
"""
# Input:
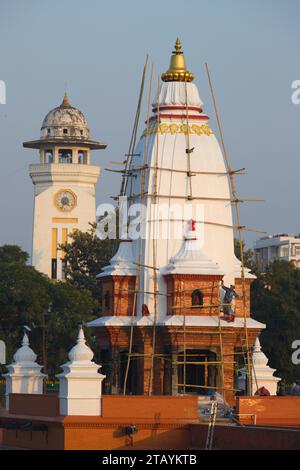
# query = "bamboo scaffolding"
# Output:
<box><xmin>109</xmin><ymin>161</ymin><xmax>246</xmax><ymax>177</ymax></box>
<box><xmin>175</xmin><ymin>361</ymin><xmax>235</xmax><ymax>366</ymax></box>
<box><xmin>149</xmin><ymin>74</ymin><xmax>160</xmax><ymax>395</ymax></box>
<box><xmin>126</xmin><ymin>193</ymin><xmax>263</xmax><ymax>203</ymax></box>
<box><xmin>114</xmin><ymin>288</ymin><xmax>169</xmax><ymax>297</ymax></box>
<box><xmin>133</xmin><ymin>166</ymin><xmax>246</xmax><ymax>176</ymax></box>
<box><xmin>116</xmin><ymin>61</ymin><xmax>258</xmax><ymax>399</ymax></box>
<box><xmin>144</xmin><ymin>218</ymin><xmax>265</xmax><ymax>234</ymax></box>
<box><xmin>119</xmin><ymin>350</ymin><xmax>251</xmax><ymax>358</ymax></box>
<box><xmin>133</xmin><ymin>261</ymin><xmax>160</xmax><ymax>271</ymax></box>
<box><xmin>171</xmin><ymin>330</ymin><xmax>248</xmax><ymax>336</ymax></box>
<box><xmin>108</xmin><ymin>218</ymin><xmax>265</xmax><ymax>235</ymax></box>
<box><xmin>170</xmin><ymin>303</ymin><xmax>236</xmax><ymax>309</ymax></box>
<box><xmin>205</xmin><ymin>62</ymin><xmax>253</xmax><ymax>395</ymax></box>
<box><xmin>120</xmin><ymin>56</ymin><xmax>148</xmax><ymax>197</ymax></box>
<box><xmin>176</xmin><ymin>383</ymin><xmax>239</xmax><ymax>392</ymax></box>
<box><xmin>123</xmin><ymin>63</ymin><xmax>154</xmax><ymax>395</ymax></box>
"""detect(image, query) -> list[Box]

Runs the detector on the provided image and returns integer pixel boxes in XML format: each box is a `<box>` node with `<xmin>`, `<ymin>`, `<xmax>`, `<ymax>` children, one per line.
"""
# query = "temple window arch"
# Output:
<box><xmin>191</xmin><ymin>289</ymin><xmax>203</xmax><ymax>306</ymax></box>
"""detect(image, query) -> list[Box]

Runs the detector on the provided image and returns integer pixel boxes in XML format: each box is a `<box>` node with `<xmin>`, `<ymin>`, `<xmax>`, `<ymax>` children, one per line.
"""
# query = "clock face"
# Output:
<box><xmin>54</xmin><ymin>189</ymin><xmax>77</xmax><ymax>212</ymax></box>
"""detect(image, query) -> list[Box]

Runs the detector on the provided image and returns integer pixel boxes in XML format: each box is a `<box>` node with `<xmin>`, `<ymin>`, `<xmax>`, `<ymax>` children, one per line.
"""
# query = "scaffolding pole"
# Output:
<box><xmin>205</xmin><ymin>62</ymin><xmax>253</xmax><ymax>395</ymax></box>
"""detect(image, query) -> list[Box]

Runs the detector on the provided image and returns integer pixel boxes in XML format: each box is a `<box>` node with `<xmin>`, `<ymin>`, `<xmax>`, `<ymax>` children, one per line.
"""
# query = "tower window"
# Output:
<box><xmin>191</xmin><ymin>289</ymin><xmax>203</xmax><ymax>306</ymax></box>
<box><xmin>45</xmin><ymin>150</ymin><xmax>53</xmax><ymax>163</ymax></box>
<box><xmin>78</xmin><ymin>150</ymin><xmax>87</xmax><ymax>164</ymax></box>
<box><xmin>63</xmin><ymin>128</ymin><xmax>68</xmax><ymax>134</ymax></box>
<box><xmin>61</xmin><ymin>259</ymin><xmax>67</xmax><ymax>280</ymax></box>
<box><xmin>51</xmin><ymin>259</ymin><xmax>57</xmax><ymax>280</ymax></box>
<box><xmin>80</xmin><ymin>130</ymin><xmax>83</xmax><ymax>136</ymax></box>
<box><xmin>58</xmin><ymin>149</ymin><xmax>72</xmax><ymax>163</ymax></box>
<box><xmin>47</xmin><ymin>128</ymin><xmax>51</xmax><ymax>135</ymax></box>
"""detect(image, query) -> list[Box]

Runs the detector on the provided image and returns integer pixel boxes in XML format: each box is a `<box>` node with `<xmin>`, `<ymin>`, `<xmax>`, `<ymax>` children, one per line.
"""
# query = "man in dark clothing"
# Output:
<box><xmin>277</xmin><ymin>379</ymin><xmax>286</xmax><ymax>396</ymax></box>
<box><xmin>220</xmin><ymin>282</ymin><xmax>240</xmax><ymax>322</ymax></box>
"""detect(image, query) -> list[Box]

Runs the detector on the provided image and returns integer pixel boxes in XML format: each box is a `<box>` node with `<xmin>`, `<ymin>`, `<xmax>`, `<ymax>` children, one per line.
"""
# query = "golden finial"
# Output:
<box><xmin>162</xmin><ymin>38</ymin><xmax>194</xmax><ymax>83</ymax></box>
<box><xmin>174</xmin><ymin>37</ymin><xmax>182</xmax><ymax>54</ymax></box>
<box><xmin>61</xmin><ymin>91</ymin><xmax>71</xmax><ymax>107</ymax></box>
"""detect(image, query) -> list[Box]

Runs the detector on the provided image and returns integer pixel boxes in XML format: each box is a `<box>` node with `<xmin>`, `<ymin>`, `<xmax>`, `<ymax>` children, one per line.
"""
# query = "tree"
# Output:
<box><xmin>0</xmin><ymin>245</ymin><xmax>28</xmax><ymax>264</ymax></box>
<box><xmin>0</xmin><ymin>246</ymin><xmax>51</xmax><ymax>363</ymax></box>
<box><xmin>251</xmin><ymin>260</ymin><xmax>300</xmax><ymax>383</ymax></box>
<box><xmin>60</xmin><ymin>223</ymin><xmax>116</xmax><ymax>306</ymax></box>
<box><xmin>234</xmin><ymin>238</ymin><xmax>258</xmax><ymax>273</ymax></box>
<box><xmin>43</xmin><ymin>281</ymin><xmax>96</xmax><ymax>374</ymax></box>
<box><xmin>0</xmin><ymin>245</ymin><xmax>97</xmax><ymax>374</ymax></box>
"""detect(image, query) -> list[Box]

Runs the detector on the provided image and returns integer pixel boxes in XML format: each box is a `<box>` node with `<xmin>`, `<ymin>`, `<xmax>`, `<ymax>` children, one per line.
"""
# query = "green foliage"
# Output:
<box><xmin>0</xmin><ymin>245</ymin><xmax>96</xmax><ymax>374</ymax></box>
<box><xmin>0</xmin><ymin>251</ymin><xmax>51</xmax><ymax>362</ymax></box>
<box><xmin>59</xmin><ymin>222</ymin><xmax>116</xmax><ymax>307</ymax></box>
<box><xmin>45</xmin><ymin>282</ymin><xmax>96</xmax><ymax>374</ymax></box>
<box><xmin>251</xmin><ymin>260</ymin><xmax>300</xmax><ymax>383</ymax></box>
<box><xmin>0</xmin><ymin>245</ymin><xmax>29</xmax><ymax>264</ymax></box>
<box><xmin>234</xmin><ymin>238</ymin><xmax>258</xmax><ymax>273</ymax></box>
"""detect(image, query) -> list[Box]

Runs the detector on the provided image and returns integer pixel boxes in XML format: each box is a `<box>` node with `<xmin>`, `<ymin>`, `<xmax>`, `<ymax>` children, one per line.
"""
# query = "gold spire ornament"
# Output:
<box><xmin>61</xmin><ymin>91</ymin><xmax>71</xmax><ymax>107</ymax></box>
<box><xmin>162</xmin><ymin>38</ymin><xmax>194</xmax><ymax>82</ymax></box>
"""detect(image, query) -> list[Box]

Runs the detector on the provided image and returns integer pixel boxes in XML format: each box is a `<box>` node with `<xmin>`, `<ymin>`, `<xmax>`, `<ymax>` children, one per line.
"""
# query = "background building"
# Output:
<box><xmin>23</xmin><ymin>93</ymin><xmax>106</xmax><ymax>280</ymax></box>
<box><xmin>254</xmin><ymin>234</ymin><xmax>300</xmax><ymax>271</ymax></box>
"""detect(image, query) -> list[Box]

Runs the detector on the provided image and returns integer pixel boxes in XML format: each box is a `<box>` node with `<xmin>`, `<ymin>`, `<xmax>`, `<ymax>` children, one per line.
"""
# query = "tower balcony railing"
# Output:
<box><xmin>29</xmin><ymin>163</ymin><xmax>100</xmax><ymax>174</ymax></box>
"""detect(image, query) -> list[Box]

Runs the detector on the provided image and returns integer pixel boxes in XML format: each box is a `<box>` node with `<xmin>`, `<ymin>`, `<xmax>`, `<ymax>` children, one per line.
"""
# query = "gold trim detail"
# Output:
<box><xmin>52</xmin><ymin>217</ymin><xmax>78</xmax><ymax>223</ymax></box>
<box><xmin>142</xmin><ymin>123</ymin><xmax>213</xmax><ymax>137</ymax></box>
<box><xmin>162</xmin><ymin>38</ymin><xmax>194</xmax><ymax>83</ymax></box>
<box><xmin>51</xmin><ymin>228</ymin><xmax>58</xmax><ymax>259</ymax></box>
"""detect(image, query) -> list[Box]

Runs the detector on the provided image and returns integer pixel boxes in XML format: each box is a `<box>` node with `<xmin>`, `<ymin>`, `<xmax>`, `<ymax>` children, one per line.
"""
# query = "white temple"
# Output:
<box><xmin>89</xmin><ymin>39</ymin><xmax>265</xmax><ymax>398</ymax></box>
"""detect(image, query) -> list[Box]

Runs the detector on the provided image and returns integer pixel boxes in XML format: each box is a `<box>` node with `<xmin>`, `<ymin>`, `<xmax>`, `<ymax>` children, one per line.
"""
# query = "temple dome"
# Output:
<box><xmin>40</xmin><ymin>92</ymin><xmax>90</xmax><ymax>140</ymax></box>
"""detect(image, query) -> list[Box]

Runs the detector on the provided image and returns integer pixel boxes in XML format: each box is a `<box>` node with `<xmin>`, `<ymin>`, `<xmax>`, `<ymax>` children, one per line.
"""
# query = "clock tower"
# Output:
<box><xmin>23</xmin><ymin>93</ymin><xmax>106</xmax><ymax>280</ymax></box>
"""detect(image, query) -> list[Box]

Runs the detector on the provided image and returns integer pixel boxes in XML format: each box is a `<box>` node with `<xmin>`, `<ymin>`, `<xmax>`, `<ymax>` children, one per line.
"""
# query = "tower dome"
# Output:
<box><xmin>40</xmin><ymin>92</ymin><xmax>89</xmax><ymax>140</ymax></box>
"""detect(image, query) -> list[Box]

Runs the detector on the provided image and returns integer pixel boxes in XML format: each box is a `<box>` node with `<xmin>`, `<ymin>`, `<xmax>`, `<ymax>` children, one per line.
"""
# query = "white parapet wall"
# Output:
<box><xmin>238</xmin><ymin>337</ymin><xmax>280</xmax><ymax>396</ymax></box>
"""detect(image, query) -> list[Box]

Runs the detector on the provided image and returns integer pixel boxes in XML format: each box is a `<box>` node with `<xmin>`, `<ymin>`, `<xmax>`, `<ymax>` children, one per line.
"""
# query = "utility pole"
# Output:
<box><xmin>42</xmin><ymin>303</ymin><xmax>52</xmax><ymax>377</ymax></box>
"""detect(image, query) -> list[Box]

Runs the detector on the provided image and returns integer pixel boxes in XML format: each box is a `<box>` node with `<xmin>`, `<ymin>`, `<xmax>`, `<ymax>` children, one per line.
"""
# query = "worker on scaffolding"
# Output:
<box><xmin>220</xmin><ymin>281</ymin><xmax>240</xmax><ymax>322</ymax></box>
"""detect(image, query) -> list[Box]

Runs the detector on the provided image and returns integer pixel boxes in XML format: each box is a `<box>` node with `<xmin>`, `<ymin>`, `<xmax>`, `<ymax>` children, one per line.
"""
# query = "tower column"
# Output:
<box><xmin>53</xmin><ymin>146</ymin><xmax>59</xmax><ymax>163</ymax></box>
<box><xmin>72</xmin><ymin>148</ymin><xmax>78</xmax><ymax>164</ymax></box>
<box><xmin>39</xmin><ymin>149</ymin><xmax>45</xmax><ymax>164</ymax></box>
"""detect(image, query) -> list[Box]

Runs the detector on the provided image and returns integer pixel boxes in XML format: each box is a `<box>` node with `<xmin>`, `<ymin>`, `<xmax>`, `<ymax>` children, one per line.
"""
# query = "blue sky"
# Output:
<box><xmin>0</xmin><ymin>0</ymin><xmax>299</xmax><ymax>252</ymax></box>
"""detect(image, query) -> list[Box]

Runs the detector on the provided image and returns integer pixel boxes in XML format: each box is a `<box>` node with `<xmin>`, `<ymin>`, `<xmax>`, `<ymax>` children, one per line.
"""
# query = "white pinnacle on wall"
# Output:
<box><xmin>4</xmin><ymin>332</ymin><xmax>45</xmax><ymax>409</ymax></box>
<box><xmin>238</xmin><ymin>337</ymin><xmax>280</xmax><ymax>395</ymax></box>
<box><xmin>57</xmin><ymin>325</ymin><xmax>106</xmax><ymax>416</ymax></box>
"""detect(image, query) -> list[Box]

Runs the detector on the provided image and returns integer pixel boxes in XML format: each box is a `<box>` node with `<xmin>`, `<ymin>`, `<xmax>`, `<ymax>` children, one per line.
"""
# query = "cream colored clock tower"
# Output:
<box><xmin>23</xmin><ymin>93</ymin><xmax>106</xmax><ymax>280</ymax></box>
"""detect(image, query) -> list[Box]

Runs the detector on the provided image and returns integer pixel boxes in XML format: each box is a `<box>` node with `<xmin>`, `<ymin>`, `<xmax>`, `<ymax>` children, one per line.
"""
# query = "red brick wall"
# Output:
<box><xmin>234</xmin><ymin>278</ymin><xmax>252</xmax><ymax>317</ymax></box>
<box><xmin>100</xmin><ymin>275</ymin><xmax>136</xmax><ymax>316</ymax></box>
<box><xmin>237</xmin><ymin>396</ymin><xmax>300</xmax><ymax>426</ymax></box>
<box><xmin>165</xmin><ymin>274</ymin><xmax>223</xmax><ymax>315</ymax></box>
<box><xmin>9</xmin><ymin>394</ymin><xmax>59</xmax><ymax>417</ymax></box>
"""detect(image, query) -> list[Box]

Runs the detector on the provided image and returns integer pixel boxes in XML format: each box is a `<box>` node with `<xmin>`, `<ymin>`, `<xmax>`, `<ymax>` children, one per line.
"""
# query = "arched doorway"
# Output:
<box><xmin>177</xmin><ymin>349</ymin><xmax>217</xmax><ymax>395</ymax></box>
